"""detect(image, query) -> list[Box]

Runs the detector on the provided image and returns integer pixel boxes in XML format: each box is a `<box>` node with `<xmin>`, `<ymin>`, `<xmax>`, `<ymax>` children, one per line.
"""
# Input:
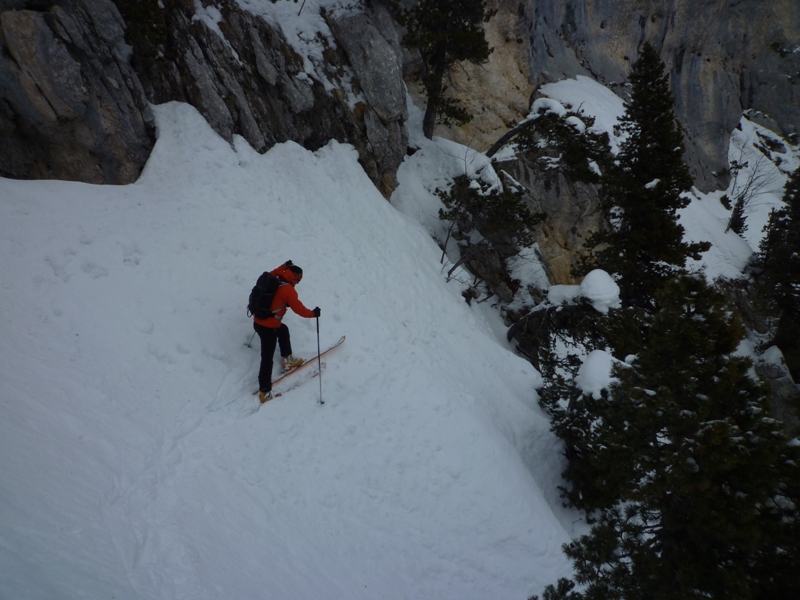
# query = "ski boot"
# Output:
<box><xmin>281</xmin><ymin>355</ymin><xmax>304</xmax><ymax>374</ymax></box>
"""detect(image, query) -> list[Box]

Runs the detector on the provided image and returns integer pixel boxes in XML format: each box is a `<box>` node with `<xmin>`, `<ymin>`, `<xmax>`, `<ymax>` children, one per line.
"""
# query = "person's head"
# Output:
<box><xmin>288</xmin><ymin>264</ymin><xmax>303</xmax><ymax>283</ymax></box>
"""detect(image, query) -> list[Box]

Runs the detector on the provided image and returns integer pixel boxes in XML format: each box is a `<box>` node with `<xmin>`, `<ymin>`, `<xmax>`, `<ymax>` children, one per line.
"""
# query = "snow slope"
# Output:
<box><xmin>0</xmin><ymin>102</ymin><xmax>574</xmax><ymax>599</ymax></box>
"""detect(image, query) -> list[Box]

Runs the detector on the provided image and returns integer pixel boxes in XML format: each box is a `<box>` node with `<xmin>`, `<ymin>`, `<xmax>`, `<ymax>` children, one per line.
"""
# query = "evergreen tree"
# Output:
<box><xmin>757</xmin><ymin>167</ymin><xmax>800</xmax><ymax>380</ymax></box>
<box><xmin>587</xmin><ymin>43</ymin><xmax>709</xmax><ymax>309</ymax></box>
<box><xmin>727</xmin><ymin>193</ymin><xmax>748</xmax><ymax>235</ymax></box>
<box><xmin>438</xmin><ymin>173</ymin><xmax>544</xmax><ymax>286</ymax></box>
<box><xmin>395</xmin><ymin>0</ymin><xmax>492</xmax><ymax>139</ymax></box>
<box><xmin>541</xmin><ymin>275</ymin><xmax>800</xmax><ymax>599</ymax></box>
<box><xmin>516</xmin><ymin>111</ymin><xmax>612</xmax><ymax>184</ymax></box>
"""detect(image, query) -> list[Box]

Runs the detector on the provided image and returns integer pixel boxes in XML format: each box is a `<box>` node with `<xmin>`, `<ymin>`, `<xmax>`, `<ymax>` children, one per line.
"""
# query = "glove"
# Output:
<box><xmin>284</xmin><ymin>260</ymin><xmax>293</xmax><ymax>267</ymax></box>
<box><xmin>313</xmin><ymin>307</ymin><xmax>321</xmax><ymax>318</ymax></box>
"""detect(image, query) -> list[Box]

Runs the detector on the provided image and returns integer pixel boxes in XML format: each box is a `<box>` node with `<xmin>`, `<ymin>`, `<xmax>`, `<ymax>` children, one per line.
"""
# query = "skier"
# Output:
<box><xmin>254</xmin><ymin>262</ymin><xmax>320</xmax><ymax>403</ymax></box>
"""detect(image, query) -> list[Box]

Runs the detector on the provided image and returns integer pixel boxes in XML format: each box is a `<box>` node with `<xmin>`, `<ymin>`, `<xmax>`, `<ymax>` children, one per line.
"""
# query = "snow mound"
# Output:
<box><xmin>566</xmin><ymin>116</ymin><xmax>586</xmax><ymax>133</ymax></box>
<box><xmin>530</xmin><ymin>98</ymin><xmax>567</xmax><ymax>118</ymax></box>
<box><xmin>538</xmin><ymin>76</ymin><xmax>626</xmax><ymax>153</ymax></box>
<box><xmin>548</xmin><ymin>284</ymin><xmax>582</xmax><ymax>306</ymax></box>
<box><xmin>575</xmin><ymin>350</ymin><xmax>616</xmax><ymax>399</ymax></box>
<box><xmin>580</xmin><ymin>269</ymin><xmax>621</xmax><ymax>314</ymax></box>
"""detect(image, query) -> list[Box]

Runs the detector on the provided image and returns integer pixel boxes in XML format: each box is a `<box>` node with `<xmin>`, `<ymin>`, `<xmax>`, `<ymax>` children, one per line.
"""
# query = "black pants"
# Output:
<box><xmin>254</xmin><ymin>322</ymin><xmax>292</xmax><ymax>393</ymax></box>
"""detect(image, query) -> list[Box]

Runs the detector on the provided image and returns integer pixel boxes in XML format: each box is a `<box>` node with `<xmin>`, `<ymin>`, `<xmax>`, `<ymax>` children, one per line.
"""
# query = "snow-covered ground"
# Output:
<box><xmin>0</xmin><ymin>101</ymin><xmax>576</xmax><ymax>599</ymax></box>
<box><xmin>2</xmin><ymin>22</ymin><xmax>797</xmax><ymax>594</ymax></box>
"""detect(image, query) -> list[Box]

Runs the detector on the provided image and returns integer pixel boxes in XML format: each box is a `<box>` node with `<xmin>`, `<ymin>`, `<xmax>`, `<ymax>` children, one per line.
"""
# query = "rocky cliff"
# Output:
<box><xmin>0</xmin><ymin>0</ymin><xmax>153</xmax><ymax>183</ymax></box>
<box><xmin>0</xmin><ymin>0</ymin><xmax>408</xmax><ymax>194</ymax></box>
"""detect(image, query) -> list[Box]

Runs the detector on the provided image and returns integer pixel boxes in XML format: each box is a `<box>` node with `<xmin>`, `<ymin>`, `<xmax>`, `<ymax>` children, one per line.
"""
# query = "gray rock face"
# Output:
<box><xmin>0</xmin><ymin>0</ymin><xmax>153</xmax><ymax>183</ymax></box>
<box><xmin>329</xmin><ymin>5</ymin><xmax>407</xmax><ymax>123</ymax></box>
<box><xmin>497</xmin><ymin>156</ymin><xmax>604</xmax><ymax>284</ymax></box>
<box><xmin>123</xmin><ymin>0</ymin><xmax>407</xmax><ymax>196</ymax></box>
<box><xmin>755</xmin><ymin>360</ymin><xmax>800</xmax><ymax>434</ymax></box>
<box><xmin>329</xmin><ymin>2</ymin><xmax>409</xmax><ymax>192</ymax></box>
<box><xmin>0</xmin><ymin>0</ymin><xmax>408</xmax><ymax>195</ymax></box>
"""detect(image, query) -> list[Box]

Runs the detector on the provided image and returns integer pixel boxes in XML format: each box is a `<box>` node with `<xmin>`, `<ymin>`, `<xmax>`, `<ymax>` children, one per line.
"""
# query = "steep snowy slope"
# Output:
<box><xmin>0</xmin><ymin>102</ymin><xmax>574</xmax><ymax>599</ymax></box>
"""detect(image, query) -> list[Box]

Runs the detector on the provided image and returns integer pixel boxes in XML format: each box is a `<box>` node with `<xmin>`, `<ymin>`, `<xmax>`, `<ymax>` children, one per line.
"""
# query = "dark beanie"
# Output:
<box><xmin>288</xmin><ymin>265</ymin><xmax>303</xmax><ymax>276</ymax></box>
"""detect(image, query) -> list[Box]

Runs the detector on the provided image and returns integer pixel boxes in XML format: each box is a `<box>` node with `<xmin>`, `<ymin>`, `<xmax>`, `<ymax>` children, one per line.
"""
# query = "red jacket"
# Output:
<box><xmin>253</xmin><ymin>265</ymin><xmax>315</xmax><ymax>328</ymax></box>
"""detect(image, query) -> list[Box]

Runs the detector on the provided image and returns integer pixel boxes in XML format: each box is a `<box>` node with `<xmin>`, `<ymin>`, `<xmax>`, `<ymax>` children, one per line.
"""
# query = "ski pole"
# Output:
<box><xmin>246</xmin><ymin>331</ymin><xmax>256</xmax><ymax>348</ymax></box>
<box><xmin>316</xmin><ymin>316</ymin><xmax>323</xmax><ymax>405</ymax></box>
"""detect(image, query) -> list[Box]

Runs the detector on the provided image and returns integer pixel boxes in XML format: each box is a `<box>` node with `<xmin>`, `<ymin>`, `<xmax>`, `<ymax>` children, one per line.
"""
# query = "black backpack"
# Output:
<box><xmin>248</xmin><ymin>271</ymin><xmax>282</xmax><ymax>319</ymax></box>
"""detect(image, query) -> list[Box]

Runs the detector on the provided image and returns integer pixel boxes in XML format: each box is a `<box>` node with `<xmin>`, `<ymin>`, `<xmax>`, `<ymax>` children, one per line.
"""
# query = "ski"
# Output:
<box><xmin>256</xmin><ymin>367</ymin><xmax>324</xmax><ymax>406</ymax></box>
<box><xmin>252</xmin><ymin>335</ymin><xmax>345</xmax><ymax>398</ymax></box>
<box><xmin>254</xmin><ymin>363</ymin><xmax>326</xmax><ymax>397</ymax></box>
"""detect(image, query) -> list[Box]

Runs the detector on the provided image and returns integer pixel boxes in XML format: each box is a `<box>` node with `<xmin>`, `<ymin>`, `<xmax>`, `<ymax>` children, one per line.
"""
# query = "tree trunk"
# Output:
<box><xmin>485</xmin><ymin>118</ymin><xmax>538</xmax><ymax>158</ymax></box>
<box><xmin>422</xmin><ymin>45</ymin><xmax>447</xmax><ymax>140</ymax></box>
